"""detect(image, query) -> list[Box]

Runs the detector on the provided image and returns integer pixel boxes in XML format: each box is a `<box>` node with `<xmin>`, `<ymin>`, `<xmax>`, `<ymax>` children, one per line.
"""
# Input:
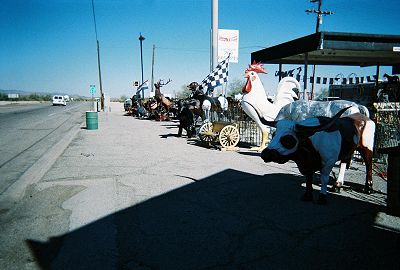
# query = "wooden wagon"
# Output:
<box><xmin>198</xmin><ymin>121</ymin><xmax>240</xmax><ymax>150</ymax></box>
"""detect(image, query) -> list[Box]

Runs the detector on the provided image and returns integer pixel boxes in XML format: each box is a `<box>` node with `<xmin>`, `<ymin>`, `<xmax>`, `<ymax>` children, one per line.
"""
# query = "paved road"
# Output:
<box><xmin>0</xmin><ymin>102</ymin><xmax>89</xmax><ymax>197</ymax></box>
<box><xmin>0</xmin><ymin>102</ymin><xmax>398</xmax><ymax>270</ymax></box>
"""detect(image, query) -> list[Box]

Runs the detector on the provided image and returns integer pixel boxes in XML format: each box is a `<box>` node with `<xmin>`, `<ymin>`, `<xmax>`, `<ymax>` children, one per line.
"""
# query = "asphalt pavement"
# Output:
<box><xmin>1</xmin><ymin>102</ymin><xmax>399</xmax><ymax>270</ymax></box>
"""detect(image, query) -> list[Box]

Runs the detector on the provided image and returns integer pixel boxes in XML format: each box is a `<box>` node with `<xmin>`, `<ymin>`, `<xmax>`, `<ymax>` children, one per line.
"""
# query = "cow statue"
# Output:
<box><xmin>258</xmin><ymin>106</ymin><xmax>376</xmax><ymax>204</ymax></box>
<box><xmin>274</xmin><ymin>99</ymin><xmax>370</xmax><ymax>192</ymax></box>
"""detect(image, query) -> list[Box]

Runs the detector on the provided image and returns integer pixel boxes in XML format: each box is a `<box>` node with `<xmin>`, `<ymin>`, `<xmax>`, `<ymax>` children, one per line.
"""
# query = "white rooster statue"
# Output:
<box><xmin>240</xmin><ymin>62</ymin><xmax>300</xmax><ymax>151</ymax></box>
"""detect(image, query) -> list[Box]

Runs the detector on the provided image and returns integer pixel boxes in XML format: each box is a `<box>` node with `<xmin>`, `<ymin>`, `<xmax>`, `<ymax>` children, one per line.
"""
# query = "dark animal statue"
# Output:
<box><xmin>378</xmin><ymin>73</ymin><xmax>400</xmax><ymax>102</ymax></box>
<box><xmin>187</xmin><ymin>82</ymin><xmax>228</xmax><ymax>121</ymax></box>
<box><xmin>384</xmin><ymin>73</ymin><xmax>400</xmax><ymax>84</ymax></box>
<box><xmin>153</xmin><ymin>79</ymin><xmax>173</xmax><ymax>121</ymax></box>
<box><xmin>177</xmin><ymin>105</ymin><xmax>196</xmax><ymax>138</ymax></box>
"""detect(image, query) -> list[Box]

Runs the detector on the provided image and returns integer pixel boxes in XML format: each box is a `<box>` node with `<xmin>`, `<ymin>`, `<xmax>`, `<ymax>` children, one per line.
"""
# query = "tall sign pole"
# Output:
<box><xmin>211</xmin><ymin>0</ymin><xmax>218</xmax><ymax>72</ymax></box>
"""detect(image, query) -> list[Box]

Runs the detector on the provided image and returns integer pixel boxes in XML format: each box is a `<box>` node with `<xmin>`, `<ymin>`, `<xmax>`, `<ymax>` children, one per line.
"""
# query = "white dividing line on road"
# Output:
<box><xmin>48</xmin><ymin>104</ymin><xmax>85</xmax><ymax>117</ymax></box>
<box><xmin>0</xmin><ymin>125</ymin><xmax>81</xmax><ymax>210</ymax></box>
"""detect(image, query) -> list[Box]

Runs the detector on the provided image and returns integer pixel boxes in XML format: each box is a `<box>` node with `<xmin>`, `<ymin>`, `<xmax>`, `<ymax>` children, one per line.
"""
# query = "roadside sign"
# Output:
<box><xmin>136</xmin><ymin>80</ymin><xmax>149</xmax><ymax>95</ymax></box>
<box><xmin>8</xmin><ymin>93</ymin><xmax>19</xmax><ymax>99</ymax></box>
<box><xmin>90</xmin><ymin>85</ymin><xmax>96</xmax><ymax>94</ymax></box>
<box><xmin>218</xmin><ymin>29</ymin><xmax>239</xmax><ymax>63</ymax></box>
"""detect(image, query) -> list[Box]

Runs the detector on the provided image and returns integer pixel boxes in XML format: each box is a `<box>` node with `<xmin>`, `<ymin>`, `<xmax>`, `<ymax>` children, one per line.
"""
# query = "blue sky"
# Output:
<box><xmin>1</xmin><ymin>0</ymin><xmax>399</xmax><ymax>98</ymax></box>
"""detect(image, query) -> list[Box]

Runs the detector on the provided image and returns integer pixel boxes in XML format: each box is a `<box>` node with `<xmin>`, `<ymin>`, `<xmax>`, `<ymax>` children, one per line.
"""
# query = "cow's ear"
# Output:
<box><xmin>280</xmin><ymin>134</ymin><xmax>297</xmax><ymax>149</ymax></box>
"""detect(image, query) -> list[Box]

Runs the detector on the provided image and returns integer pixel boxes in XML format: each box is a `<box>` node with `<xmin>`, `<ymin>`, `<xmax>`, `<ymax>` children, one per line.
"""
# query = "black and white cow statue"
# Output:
<box><xmin>259</xmin><ymin>107</ymin><xmax>375</xmax><ymax>204</ymax></box>
<box><xmin>274</xmin><ymin>99</ymin><xmax>370</xmax><ymax>192</ymax></box>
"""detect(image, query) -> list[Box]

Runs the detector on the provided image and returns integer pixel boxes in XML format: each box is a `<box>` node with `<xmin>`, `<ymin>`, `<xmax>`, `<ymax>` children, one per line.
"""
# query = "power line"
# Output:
<box><xmin>156</xmin><ymin>47</ymin><xmax>208</xmax><ymax>52</ymax></box>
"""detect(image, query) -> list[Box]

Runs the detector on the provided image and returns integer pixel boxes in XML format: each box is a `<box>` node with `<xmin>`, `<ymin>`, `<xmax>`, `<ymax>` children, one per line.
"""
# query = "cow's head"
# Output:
<box><xmin>260</xmin><ymin>107</ymin><xmax>350</xmax><ymax>164</ymax></box>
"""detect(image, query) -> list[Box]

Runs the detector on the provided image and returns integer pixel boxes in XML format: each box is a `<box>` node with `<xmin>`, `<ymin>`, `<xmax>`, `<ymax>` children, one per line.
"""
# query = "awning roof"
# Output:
<box><xmin>251</xmin><ymin>32</ymin><xmax>400</xmax><ymax>67</ymax></box>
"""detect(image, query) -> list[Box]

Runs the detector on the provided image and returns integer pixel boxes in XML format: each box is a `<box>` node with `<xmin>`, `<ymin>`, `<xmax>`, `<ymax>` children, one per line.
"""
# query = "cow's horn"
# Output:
<box><xmin>294</xmin><ymin>106</ymin><xmax>351</xmax><ymax>135</ymax></box>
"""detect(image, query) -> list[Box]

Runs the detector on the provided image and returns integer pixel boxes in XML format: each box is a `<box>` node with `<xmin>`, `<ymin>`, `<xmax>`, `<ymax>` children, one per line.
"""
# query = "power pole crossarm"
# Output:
<box><xmin>305</xmin><ymin>0</ymin><xmax>334</xmax><ymax>33</ymax></box>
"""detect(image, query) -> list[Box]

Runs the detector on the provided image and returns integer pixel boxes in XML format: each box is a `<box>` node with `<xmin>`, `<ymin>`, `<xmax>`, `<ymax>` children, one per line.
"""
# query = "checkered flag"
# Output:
<box><xmin>200</xmin><ymin>55</ymin><xmax>230</xmax><ymax>95</ymax></box>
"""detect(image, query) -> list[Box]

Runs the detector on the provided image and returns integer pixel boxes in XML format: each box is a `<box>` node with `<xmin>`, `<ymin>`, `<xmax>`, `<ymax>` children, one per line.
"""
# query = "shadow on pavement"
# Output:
<box><xmin>237</xmin><ymin>150</ymin><xmax>262</xmax><ymax>157</ymax></box>
<box><xmin>27</xmin><ymin>169</ymin><xmax>399</xmax><ymax>270</ymax></box>
<box><xmin>159</xmin><ymin>133</ymin><xmax>180</xmax><ymax>139</ymax></box>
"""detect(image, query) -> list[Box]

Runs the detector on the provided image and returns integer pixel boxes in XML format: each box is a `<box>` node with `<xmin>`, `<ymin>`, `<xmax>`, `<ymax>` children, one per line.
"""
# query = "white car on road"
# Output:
<box><xmin>52</xmin><ymin>95</ymin><xmax>67</xmax><ymax>106</ymax></box>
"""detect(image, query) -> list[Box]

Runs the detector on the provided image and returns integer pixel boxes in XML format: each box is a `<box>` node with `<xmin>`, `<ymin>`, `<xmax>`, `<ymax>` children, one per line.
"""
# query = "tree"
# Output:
<box><xmin>120</xmin><ymin>95</ymin><xmax>128</xmax><ymax>102</ymax></box>
<box><xmin>175</xmin><ymin>84</ymin><xmax>192</xmax><ymax>99</ymax></box>
<box><xmin>0</xmin><ymin>93</ymin><xmax>8</xmax><ymax>101</ymax></box>
<box><xmin>227</xmin><ymin>78</ymin><xmax>245</xmax><ymax>97</ymax></box>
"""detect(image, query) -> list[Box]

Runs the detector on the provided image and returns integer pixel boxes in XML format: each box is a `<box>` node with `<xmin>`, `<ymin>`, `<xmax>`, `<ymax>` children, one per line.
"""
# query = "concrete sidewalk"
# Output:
<box><xmin>2</xmin><ymin>102</ymin><xmax>399</xmax><ymax>269</ymax></box>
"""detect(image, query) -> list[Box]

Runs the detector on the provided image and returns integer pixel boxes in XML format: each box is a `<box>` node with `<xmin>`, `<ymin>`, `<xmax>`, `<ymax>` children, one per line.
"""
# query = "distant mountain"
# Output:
<box><xmin>0</xmin><ymin>89</ymin><xmax>59</xmax><ymax>96</ymax></box>
<box><xmin>0</xmin><ymin>89</ymin><xmax>85</xmax><ymax>98</ymax></box>
<box><xmin>0</xmin><ymin>89</ymin><xmax>28</xmax><ymax>95</ymax></box>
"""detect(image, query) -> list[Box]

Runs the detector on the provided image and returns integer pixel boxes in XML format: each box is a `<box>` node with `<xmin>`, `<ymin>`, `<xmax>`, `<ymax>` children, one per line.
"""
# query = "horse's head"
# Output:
<box><xmin>187</xmin><ymin>82</ymin><xmax>199</xmax><ymax>91</ymax></box>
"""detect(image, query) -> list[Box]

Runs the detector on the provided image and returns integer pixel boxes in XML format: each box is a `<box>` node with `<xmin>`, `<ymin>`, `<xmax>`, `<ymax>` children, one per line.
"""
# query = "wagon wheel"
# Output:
<box><xmin>219</xmin><ymin>125</ymin><xmax>240</xmax><ymax>148</ymax></box>
<box><xmin>198</xmin><ymin>122</ymin><xmax>215</xmax><ymax>143</ymax></box>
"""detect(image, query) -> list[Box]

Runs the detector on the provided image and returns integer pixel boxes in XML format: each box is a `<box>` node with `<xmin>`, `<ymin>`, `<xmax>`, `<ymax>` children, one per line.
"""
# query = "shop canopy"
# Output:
<box><xmin>251</xmin><ymin>31</ymin><xmax>400</xmax><ymax>69</ymax></box>
<box><xmin>251</xmin><ymin>32</ymin><xmax>400</xmax><ymax>98</ymax></box>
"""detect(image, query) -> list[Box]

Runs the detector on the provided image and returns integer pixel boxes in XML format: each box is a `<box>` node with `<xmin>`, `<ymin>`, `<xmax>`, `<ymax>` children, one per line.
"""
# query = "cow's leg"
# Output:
<box><xmin>301</xmin><ymin>174</ymin><xmax>314</xmax><ymax>202</ymax></box>
<box><xmin>317</xmin><ymin>173</ymin><xmax>331</xmax><ymax>205</ymax></box>
<box><xmin>360</xmin><ymin>120</ymin><xmax>375</xmax><ymax>194</ymax></box>
<box><xmin>177</xmin><ymin>125</ymin><xmax>183</xmax><ymax>137</ymax></box>
<box><xmin>317</xmin><ymin>159</ymin><xmax>338</xmax><ymax>204</ymax></box>
<box><xmin>333</xmin><ymin>162</ymin><xmax>347</xmax><ymax>193</ymax></box>
<box><xmin>359</xmin><ymin>147</ymin><xmax>374</xmax><ymax>194</ymax></box>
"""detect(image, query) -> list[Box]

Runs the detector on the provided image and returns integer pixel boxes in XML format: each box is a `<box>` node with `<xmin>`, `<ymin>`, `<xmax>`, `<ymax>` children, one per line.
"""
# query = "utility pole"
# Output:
<box><xmin>211</xmin><ymin>0</ymin><xmax>218</xmax><ymax>72</ymax></box>
<box><xmin>139</xmin><ymin>33</ymin><xmax>145</xmax><ymax>99</ymax></box>
<box><xmin>306</xmin><ymin>0</ymin><xmax>333</xmax><ymax>99</ymax></box>
<box><xmin>151</xmin><ymin>44</ymin><xmax>155</xmax><ymax>94</ymax></box>
<box><xmin>91</xmin><ymin>0</ymin><xmax>104</xmax><ymax>110</ymax></box>
<box><xmin>96</xmin><ymin>40</ymin><xmax>103</xmax><ymax>110</ymax></box>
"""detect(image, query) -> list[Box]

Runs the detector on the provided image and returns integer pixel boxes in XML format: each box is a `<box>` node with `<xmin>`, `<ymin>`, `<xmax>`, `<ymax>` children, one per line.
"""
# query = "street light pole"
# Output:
<box><xmin>139</xmin><ymin>33</ymin><xmax>145</xmax><ymax>99</ymax></box>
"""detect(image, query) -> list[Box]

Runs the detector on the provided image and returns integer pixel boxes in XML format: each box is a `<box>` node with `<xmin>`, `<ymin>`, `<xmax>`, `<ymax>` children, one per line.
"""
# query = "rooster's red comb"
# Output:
<box><xmin>246</xmin><ymin>61</ymin><xmax>267</xmax><ymax>74</ymax></box>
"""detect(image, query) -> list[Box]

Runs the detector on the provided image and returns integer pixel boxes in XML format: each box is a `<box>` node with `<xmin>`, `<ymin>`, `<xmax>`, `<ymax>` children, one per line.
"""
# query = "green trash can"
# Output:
<box><xmin>86</xmin><ymin>111</ymin><xmax>98</xmax><ymax>130</ymax></box>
